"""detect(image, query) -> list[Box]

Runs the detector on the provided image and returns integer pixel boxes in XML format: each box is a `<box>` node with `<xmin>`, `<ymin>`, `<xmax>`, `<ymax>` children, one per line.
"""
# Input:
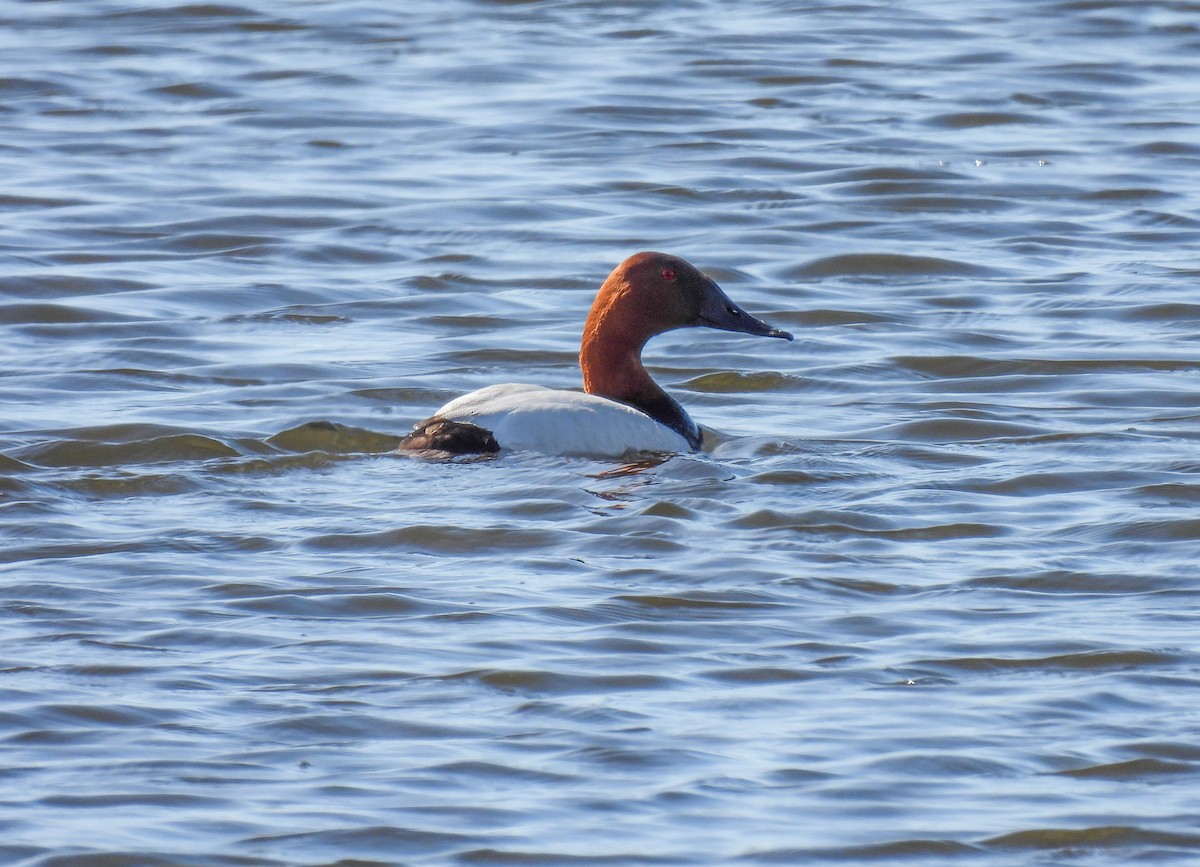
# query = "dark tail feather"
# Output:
<box><xmin>397</xmin><ymin>417</ymin><xmax>500</xmax><ymax>455</ymax></box>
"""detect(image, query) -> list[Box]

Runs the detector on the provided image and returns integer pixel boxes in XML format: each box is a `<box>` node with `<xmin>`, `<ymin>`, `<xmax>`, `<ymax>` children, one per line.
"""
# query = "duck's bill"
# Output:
<box><xmin>698</xmin><ymin>279</ymin><xmax>794</xmax><ymax>341</ymax></box>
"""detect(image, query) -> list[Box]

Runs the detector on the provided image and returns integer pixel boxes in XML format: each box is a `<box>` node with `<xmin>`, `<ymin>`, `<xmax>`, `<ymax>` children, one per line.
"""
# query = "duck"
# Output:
<box><xmin>398</xmin><ymin>251</ymin><xmax>792</xmax><ymax>458</ymax></box>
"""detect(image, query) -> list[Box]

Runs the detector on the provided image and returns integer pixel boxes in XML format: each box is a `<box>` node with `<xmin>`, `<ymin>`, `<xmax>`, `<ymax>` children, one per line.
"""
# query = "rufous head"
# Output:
<box><xmin>589</xmin><ymin>251</ymin><xmax>793</xmax><ymax>343</ymax></box>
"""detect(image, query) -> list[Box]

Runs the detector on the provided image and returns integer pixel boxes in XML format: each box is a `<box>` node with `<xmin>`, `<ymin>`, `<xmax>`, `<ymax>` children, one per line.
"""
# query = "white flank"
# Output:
<box><xmin>433</xmin><ymin>383</ymin><xmax>691</xmax><ymax>457</ymax></box>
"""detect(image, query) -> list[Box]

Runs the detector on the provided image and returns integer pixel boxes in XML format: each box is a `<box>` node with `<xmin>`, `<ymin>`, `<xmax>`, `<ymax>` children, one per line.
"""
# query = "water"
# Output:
<box><xmin>3</xmin><ymin>1</ymin><xmax>1200</xmax><ymax>864</ymax></box>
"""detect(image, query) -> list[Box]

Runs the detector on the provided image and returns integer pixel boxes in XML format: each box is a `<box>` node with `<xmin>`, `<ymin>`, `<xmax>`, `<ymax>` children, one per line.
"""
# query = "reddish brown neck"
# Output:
<box><xmin>579</xmin><ymin>284</ymin><xmax>701</xmax><ymax>448</ymax></box>
<box><xmin>580</xmin><ymin>279</ymin><xmax>662</xmax><ymax>405</ymax></box>
<box><xmin>581</xmin><ymin>328</ymin><xmax>663</xmax><ymax>405</ymax></box>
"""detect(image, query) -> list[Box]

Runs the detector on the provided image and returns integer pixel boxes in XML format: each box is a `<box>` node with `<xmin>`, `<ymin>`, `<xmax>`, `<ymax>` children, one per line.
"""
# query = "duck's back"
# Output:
<box><xmin>431</xmin><ymin>383</ymin><xmax>692</xmax><ymax>457</ymax></box>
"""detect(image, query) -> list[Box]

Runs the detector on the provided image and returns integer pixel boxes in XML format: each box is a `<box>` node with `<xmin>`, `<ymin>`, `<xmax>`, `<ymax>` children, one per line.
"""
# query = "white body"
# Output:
<box><xmin>433</xmin><ymin>383</ymin><xmax>692</xmax><ymax>458</ymax></box>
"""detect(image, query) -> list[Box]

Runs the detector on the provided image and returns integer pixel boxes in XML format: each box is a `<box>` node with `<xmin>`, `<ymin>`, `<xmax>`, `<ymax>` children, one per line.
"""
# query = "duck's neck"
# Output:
<box><xmin>580</xmin><ymin>307</ymin><xmax>701</xmax><ymax>449</ymax></box>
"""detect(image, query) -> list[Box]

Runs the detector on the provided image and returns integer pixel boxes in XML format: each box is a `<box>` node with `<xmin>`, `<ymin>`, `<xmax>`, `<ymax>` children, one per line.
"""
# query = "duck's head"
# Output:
<box><xmin>592</xmin><ymin>251</ymin><xmax>793</xmax><ymax>343</ymax></box>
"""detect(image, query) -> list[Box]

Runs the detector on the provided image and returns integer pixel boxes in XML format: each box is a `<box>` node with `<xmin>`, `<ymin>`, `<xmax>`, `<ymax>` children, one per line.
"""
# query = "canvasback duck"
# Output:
<box><xmin>399</xmin><ymin>252</ymin><xmax>792</xmax><ymax>457</ymax></box>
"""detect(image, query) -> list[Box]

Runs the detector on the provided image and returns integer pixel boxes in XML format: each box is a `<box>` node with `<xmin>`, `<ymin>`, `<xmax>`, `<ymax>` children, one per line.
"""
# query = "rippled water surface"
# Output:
<box><xmin>4</xmin><ymin>1</ymin><xmax>1200</xmax><ymax>864</ymax></box>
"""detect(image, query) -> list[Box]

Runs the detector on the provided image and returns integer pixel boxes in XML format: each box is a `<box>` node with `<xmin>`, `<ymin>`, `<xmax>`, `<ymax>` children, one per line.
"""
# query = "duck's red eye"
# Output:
<box><xmin>661</xmin><ymin>268</ymin><xmax>676</xmax><ymax>280</ymax></box>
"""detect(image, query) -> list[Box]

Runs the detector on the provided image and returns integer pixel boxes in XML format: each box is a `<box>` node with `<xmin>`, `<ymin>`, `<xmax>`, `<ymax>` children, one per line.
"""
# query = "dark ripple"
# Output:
<box><xmin>866</xmin><ymin>418</ymin><xmax>1045</xmax><ymax>442</ymax></box>
<box><xmin>969</xmin><ymin>569</ymin><xmax>1187</xmax><ymax>595</ymax></box>
<box><xmin>1</xmin><ymin>303</ymin><xmax>142</xmax><ymax>325</ymax></box>
<box><xmin>445</xmin><ymin>667</ymin><xmax>679</xmax><ymax>696</ymax></box>
<box><xmin>35</xmin><ymin>702</ymin><xmax>167</xmax><ymax>728</ymax></box>
<box><xmin>894</xmin><ymin>354</ymin><xmax>1200</xmax><ymax>378</ymax></box>
<box><xmin>41</xmin><ymin>792</ymin><xmax>228</xmax><ymax>808</ymax></box>
<box><xmin>257</xmin><ymin>713</ymin><xmax>469</xmax><ymax>741</ymax></box>
<box><xmin>243</xmin><ymin>826</ymin><xmax>476</xmax><ymax>859</ymax></box>
<box><xmin>459</xmin><ymin>849</ymin><xmax>678</xmax><ymax>865</ymax></box>
<box><xmin>1053</xmin><ymin>757</ymin><xmax>1195</xmax><ymax>780</ymax></box>
<box><xmin>13</xmin><ymin>854</ymin><xmax>270</xmax><ymax>867</ymax></box>
<box><xmin>423</xmin><ymin>760</ymin><xmax>578</xmax><ymax>784</ymax></box>
<box><xmin>150</xmin><ymin>81</ymin><xmax>240</xmax><ymax>101</ymax></box>
<box><xmin>305</xmin><ymin>525</ymin><xmax>562</xmax><ymax>554</ymax></box>
<box><xmin>699</xmin><ymin>666</ymin><xmax>812</xmax><ymax>685</ymax></box>
<box><xmin>0</xmin><ymin>76</ymin><xmax>74</xmax><ymax>98</ymax></box>
<box><xmin>0</xmin><ymin>274</ymin><xmax>157</xmax><ymax>299</ymax></box>
<box><xmin>266</xmin><ymin>420</ymin><xmax>399</xmax><ymax>453</ymax></box>
<box><xmin>129</xmin><ymin>627</ymin><xmax>280</xmax><ymax>650</ymax></box>
<box><xmin>784</xmin><ymin>253</ymin><xmax>999</xmax><ymax>279</ymax></box>
<box><xmin>222</xmin><ymin>590</ymin><xmax>438</xmax><ymax>618</ymax></box>
<box><xmin>13</xmin><ymin>433</ymin><xmax>241</xmax><ymax>468</ymax></box>
<box><xmin>986</xmin><ymin>825</ymin><xmax>1200</xmax><ymax>852</ymax></box>
<box><xmin>729</xmin><ymin>507</ymin><xmax>1005</xmax><ymax>541</ymax></box>
<box><xmin>927</xmin><ymin>110</ymin><xmax>1049</xmax><ymax>128</ymax></box>
<box><xmin>921</xmin><ymin>649</ymin><xmax>1186</xmax><ymax>674</ymax></box>
<box><xmin>754</xmin><ymin>839</ymin><xmax>978</xmax><ymax>862</ymax></box>
<box><xmin>682</xmin><ymin>370</ymin><xmax>807</xmax><ymax>393</ymax></box>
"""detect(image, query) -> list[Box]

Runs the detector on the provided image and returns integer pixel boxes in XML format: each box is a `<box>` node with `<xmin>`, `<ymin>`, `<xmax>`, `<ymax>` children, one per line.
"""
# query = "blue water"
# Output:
<box><xmin>3</xmin><ymin>1</ymin><xmax>1200</xmax><ymax>864</ymax></box>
